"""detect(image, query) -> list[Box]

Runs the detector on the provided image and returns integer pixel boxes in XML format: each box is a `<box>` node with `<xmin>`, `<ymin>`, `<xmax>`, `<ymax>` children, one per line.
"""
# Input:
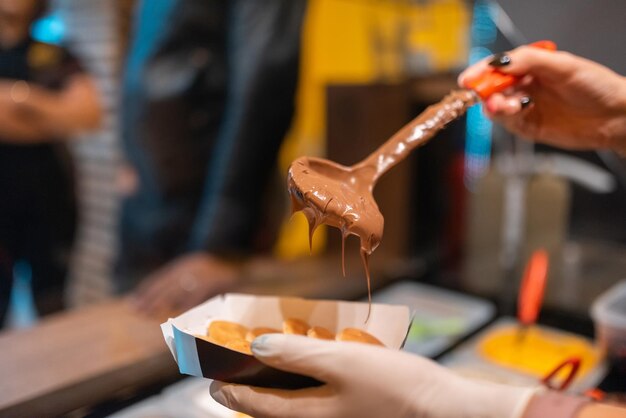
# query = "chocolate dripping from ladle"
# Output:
<box><xmin>288</xmin><ymin>90</ymin><xmax>479</xmax><ymax>321</ymax></box>
<box><xmin>288</xmin><ymin>42</ymin><xmax>558</xmax><ymax>322</ymax></box>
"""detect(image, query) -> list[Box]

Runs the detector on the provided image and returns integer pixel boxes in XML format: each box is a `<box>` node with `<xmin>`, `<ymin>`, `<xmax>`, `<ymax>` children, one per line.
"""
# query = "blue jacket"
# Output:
<box><xmin>118</xmin><ymin>0</ymin><xmax>306</xmax><ymax>288</ymax></box>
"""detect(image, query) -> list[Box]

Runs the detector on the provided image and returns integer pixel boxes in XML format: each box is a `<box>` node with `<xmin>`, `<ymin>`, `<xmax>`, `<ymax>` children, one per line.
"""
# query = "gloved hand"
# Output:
<box><xmin>210</xmin><ymin>334</ymin><xmax>536</xmax><ymax>418</ymax></box>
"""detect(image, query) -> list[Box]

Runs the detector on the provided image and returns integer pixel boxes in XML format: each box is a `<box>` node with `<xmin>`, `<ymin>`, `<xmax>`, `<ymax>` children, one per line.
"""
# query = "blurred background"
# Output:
<box><xmin>1</xmin><ymin>0</ymin><xmax>625</xmax><ymax>416</ymax></box>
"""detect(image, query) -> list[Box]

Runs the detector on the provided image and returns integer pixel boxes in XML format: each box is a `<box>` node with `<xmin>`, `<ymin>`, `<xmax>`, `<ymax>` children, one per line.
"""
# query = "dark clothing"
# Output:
<box><xmin>0</xmin><ymin>39</ymin><xmax>80</xmax><ymax>325</ymax></box>
<box><xmin>118</xmin><ymin>0</ymin><xmax>306</xmax><ymax>289</ymax></box>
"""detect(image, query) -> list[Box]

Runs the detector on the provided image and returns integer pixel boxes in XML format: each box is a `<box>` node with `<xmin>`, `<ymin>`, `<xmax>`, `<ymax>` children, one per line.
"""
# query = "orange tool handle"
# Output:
<box><xmin>466</xmin><ymin>40</ymin><xmax>557</xmax><ymax>100</ymax></box>
<box><xmin>518</xmin><ymin>249</ymin><xmax>549</xmax><ymax>326</ymax></box>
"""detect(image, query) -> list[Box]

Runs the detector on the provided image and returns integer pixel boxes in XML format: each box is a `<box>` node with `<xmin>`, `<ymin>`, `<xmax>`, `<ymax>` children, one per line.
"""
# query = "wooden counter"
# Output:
<box><xmin>0</xmin><ymin>300</ymin><xmax>175</xmax><ymax>418</ymax></box>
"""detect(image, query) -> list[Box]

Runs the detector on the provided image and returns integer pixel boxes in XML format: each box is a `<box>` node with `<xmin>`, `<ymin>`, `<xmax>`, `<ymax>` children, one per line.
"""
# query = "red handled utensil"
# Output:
<box><xmin>465</xmin><ymin>40</ymin><xmax>558</xmax><ymax>100</ymax></box>
<box><xmin>287</xmin><ymin>42</ymin><xmax>557</xmax><ymax>311</ymax></box>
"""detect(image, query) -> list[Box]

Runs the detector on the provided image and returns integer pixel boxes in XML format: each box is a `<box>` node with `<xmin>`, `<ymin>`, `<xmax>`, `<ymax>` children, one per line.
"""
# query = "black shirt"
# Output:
<box><xmin>0</xmin><ymin>38</ymin><xmax>82</xmax><ymax>244</ymax></box>
<box><xmin>0</xmin><ymin>37</ymin><xmax>83</xmax><ymax>144</ymax></box>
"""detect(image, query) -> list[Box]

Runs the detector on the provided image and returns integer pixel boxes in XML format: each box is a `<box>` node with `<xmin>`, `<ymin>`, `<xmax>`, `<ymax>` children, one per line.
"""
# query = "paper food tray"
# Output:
<box><xmin>162</xmin><ymin>293</ymin><xmax>411</xmax><ymax>389</ymax></box>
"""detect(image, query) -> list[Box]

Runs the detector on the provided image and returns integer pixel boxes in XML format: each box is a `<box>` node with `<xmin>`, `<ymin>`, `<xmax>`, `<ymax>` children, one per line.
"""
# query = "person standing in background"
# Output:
<box><xmin>0</xmin><ymin>0</ymin><xmax>102</xmax><ymax>326</ymax></box>
<box><xmin>119</xmin><ymin>0</ymin><xmax>307</xmax><ymax>316</ymax></box>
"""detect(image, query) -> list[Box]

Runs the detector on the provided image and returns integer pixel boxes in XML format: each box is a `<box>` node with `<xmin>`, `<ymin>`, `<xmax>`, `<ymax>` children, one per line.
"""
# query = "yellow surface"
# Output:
<box><xmin>274</xmin><ymin>0</ymin><xmax>470</xmax><ymax>259</ymax></box>
<box><xmin>479</xmin><ymin>325</ymin><xmax>601</xmax><ymax>381</ymax></box>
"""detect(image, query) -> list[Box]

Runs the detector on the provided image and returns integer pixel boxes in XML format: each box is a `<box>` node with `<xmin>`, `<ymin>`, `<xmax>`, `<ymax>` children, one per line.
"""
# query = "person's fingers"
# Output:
<box><xmin>131</xmin><ymin>286</ymin><xmax>159</xmax><ymax>313</ymax></box>
<box><xmin>133</xmin><ymin>274</ymin><xmax>179</xmax><ymax>314</ymax></box>
<box><xmin>133</xmin><ymin>270</ymin><xmax>236</xmax><ymax>316</ymax></box>
<box><xmin>250</xmin><ymin>334</ymin><xmax>381</xmax><ymax>384</ymax></box>
<box><xmin>483</xmin><ymin>93</ymin><xmax>506</xmax><ymax>115</ymax></box>
<box><xmin>485</xmin><ymin>46</ymin><xmax>577</xmax><ymax>81</ymax></box>
<box><xmin>136</xmin><ymin>286</ymin><xmax>177</xmax><ymax>316</ymax></box>
<box><xmin>210</xmin><ymin>381</ymin><xmax>334</xmax><ymax>418</ymax></box>
<box><xmin>132</xmin><ymin>280</ymin><xmax>166</xmax><ymax>312</ymax></box>
<box><xmin>133</xmin><ymin>276</ymin><xmax>160</xmax><ymax>297</ymax></box>
<box><xmin>132</xmin><ymin>272</ymin><xmax>169</xmax><ymax>303</ymax></box>
<box><xmin>487</xmin><ymin>103</ymin><xmax>542</xmax><ymax>142</ymax></box>
<box><xmin>457</xmin><ymin>56</ymin><xmax>492</xmax><ymax>87</ymax></box>
<box><xmin>459</xmin><ymin>45</ymin><xmax>575</xmax><ymax>91</ymax></box>
<box><xmin>484</xmin><ymin>92</ymin><xmax>533</xmax><ymax>116</ymax></box>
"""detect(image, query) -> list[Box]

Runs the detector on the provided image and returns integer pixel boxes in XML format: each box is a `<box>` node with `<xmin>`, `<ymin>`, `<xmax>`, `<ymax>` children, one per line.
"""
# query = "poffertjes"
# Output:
<box><xmin>246</xmin><ymin>327</ymin><xmax>281</xmax><ymax>342</ymax></box>
<box><xmin>207</xmin><ymin>320</ymin><xmax>248</xmax><ymax>346</ymax></box>
<box><xmin>307</xmin><ymin>326</ymin><xmax>335</xmax><ymax>340</ymax></box>
<box><xmin>201</xmin><ymin>320</ymin><xmax>386</xmax><ymax>354</ymax></box>
<box><xmin>282</xmin><ymin>318</ymin><xmax>310</xmax><ymax>335</ymax></box>
<box><xmin>336</xmin><ymin>328</ymin><xmax>384</xmax><ymax>346</ymax></box>
<box><xmin>225</xmin><ymin>339</ymin><xmax>253</xmax><ymax>355</ymax></box>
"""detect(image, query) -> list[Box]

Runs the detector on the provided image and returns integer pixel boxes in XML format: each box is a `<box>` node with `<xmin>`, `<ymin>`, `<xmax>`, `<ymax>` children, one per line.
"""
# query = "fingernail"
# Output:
<box><xmin>489</xmin><ymin>53</ymin><xmax>511</xmax><ymax>67</ymax></box>
<box><xmin>520</xmin><ymin>96</ymin><xmax>533</xmax><ymax>109</ymax></box>
<box><xmin>251</xmin><ymin>334</ymin><xmax>283</xmax><ymax>357</ymax></box>
<box><xmin>210</xmin><ymin>384</ymin><xmax>227</xmax><ymax>406</ymax></box>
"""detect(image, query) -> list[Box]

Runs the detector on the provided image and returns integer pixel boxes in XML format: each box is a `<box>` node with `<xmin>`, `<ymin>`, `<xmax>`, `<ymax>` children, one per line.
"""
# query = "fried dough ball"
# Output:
<box><xmin>336</xmin><ymin>328</ymin><xmax>384</xmax><ymax>346</ymax></box>
<box><xmin>282</xmin><ymin>318</ymin><xmax>310</xmax><ymax>335</ymax></box>
<box><xmin>203</xmin><ymin>320</ymin><xmax>385</xmax><ymax>352</ymax></box>
<box><xmin>246</xmin><ymin>327</ymin><xmax>281</xmax><ymax>342</ymax></box>
<box><xmin>225</xmin><ymin>339</ymin><xmax>253</xmax><ymax>355</ymax></box>
<box><xmin>307</xmin><ymin>326</ymin><xmax>335</xmax><ymax>340</ymax></box>
<box><xmin>207</xmin><ymin>320</ymin><xmax>248</xmax><ymax>345</ymax></box>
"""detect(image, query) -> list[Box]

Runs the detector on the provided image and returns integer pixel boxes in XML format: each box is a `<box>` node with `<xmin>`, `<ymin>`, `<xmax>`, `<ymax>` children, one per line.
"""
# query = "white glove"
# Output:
<box><xmin>210</xmin><ymin>334</ymin><xmax>536</xmax><ymax>418</ymax></box>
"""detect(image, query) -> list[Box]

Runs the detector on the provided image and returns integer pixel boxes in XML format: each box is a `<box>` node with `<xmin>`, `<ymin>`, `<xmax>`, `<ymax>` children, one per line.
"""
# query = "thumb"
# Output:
<box><xmin>251</xmin><ymin>334</ymin><xmax>359</xmax><ymax>384</ymax></box>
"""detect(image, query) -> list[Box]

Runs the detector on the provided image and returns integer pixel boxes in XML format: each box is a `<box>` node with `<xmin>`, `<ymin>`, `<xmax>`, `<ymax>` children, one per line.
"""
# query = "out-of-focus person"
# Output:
<box><xmin>0</xmin><ymin>0</ymin><xmax>101</xmax><ymax>327</ymax></box>
<box><xmin>119</xmin><ymin>0</ymin><xmax>307</xmax><ymax>317</ymax></box>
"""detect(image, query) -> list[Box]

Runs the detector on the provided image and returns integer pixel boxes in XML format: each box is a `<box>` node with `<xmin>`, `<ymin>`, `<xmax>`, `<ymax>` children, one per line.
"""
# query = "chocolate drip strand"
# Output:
<box><xmin>288</xmin><ymin>90</ymin><xmax>478</xmax><ymax>322</ymax></box>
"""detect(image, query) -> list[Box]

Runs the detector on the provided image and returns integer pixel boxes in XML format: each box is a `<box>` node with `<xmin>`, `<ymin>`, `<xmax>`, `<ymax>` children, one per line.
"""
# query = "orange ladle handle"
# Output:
<box><xmin>466</xmin><ymin>40</ymin><xmax>557</xmax><ymax>100</ymax></box>
<box><xmin>518</xmin><ymin>249</ymin><xmax>550</xmax><ymax>326</ymax></box>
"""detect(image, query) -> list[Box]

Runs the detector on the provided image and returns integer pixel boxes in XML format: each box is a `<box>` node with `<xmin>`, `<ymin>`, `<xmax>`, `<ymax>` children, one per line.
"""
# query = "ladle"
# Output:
<box><xmin>288</xmin><ymin>41</ymin><xmax>557</xmax><ymax>313</ymax></box>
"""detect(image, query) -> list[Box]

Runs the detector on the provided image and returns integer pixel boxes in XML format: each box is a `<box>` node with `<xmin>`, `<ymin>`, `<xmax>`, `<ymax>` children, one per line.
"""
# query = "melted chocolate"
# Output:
<box><xmin>288</xmin><ymin>90</ymin><xmax>478</xmax><ymax>318</ymax></box>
